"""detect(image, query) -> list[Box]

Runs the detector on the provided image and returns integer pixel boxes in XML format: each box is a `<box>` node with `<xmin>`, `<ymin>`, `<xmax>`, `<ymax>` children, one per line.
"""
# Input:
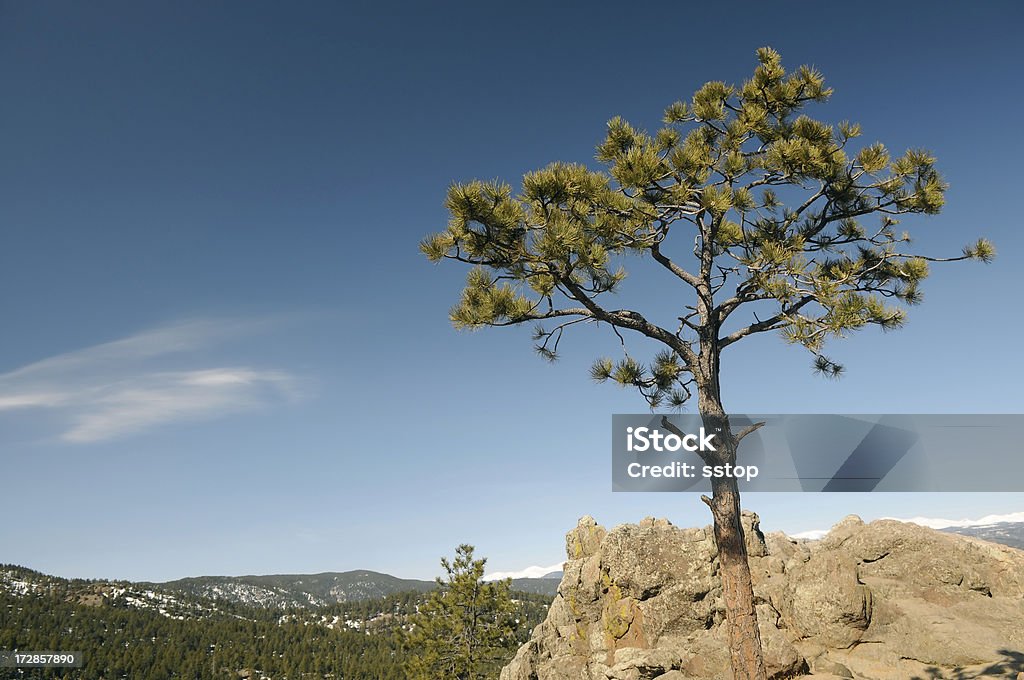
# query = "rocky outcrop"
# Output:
<box><xmin>501</xmin><ymin>513</ymin><xmax>1024</xmax><ymax>680</ymax></box>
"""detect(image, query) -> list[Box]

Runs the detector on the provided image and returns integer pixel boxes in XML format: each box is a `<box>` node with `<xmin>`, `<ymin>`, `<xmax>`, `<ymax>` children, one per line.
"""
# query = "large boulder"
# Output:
<box><xmin>501</xmin><ymin>513</ymin><xmax>1024</xmax><ymax>680</ymax></box>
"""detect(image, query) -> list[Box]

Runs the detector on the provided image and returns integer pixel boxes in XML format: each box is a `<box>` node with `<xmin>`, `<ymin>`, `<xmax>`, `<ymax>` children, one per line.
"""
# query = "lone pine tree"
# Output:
<box><xmin>422</xmin><ymin>48</ymin><xmax>993</xmax><ymax>679</ymax></box>
<box><xmin>405</xmin><ymin>544</ymin><xmax>518</xmax><ymax>680</ymax></box>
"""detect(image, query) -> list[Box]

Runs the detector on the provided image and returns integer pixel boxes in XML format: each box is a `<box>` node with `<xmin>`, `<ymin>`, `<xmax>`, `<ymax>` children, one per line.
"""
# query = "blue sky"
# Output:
<box><xmin>2</xmin><ymin>1</ymin><xmax>1023</xmax><ymax>582</ymax></box>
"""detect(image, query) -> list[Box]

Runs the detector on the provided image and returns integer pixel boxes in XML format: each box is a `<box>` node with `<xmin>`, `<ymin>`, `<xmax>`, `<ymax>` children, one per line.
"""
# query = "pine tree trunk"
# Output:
<box><xmin>707</xmin><ymin>468</ymin><xmax>767</xmax><ymax>680</ymax></box>
<box><xmin>697</xmin><ymin>350</ymin><xmax>767</xmax><ymax>680</ymax></box>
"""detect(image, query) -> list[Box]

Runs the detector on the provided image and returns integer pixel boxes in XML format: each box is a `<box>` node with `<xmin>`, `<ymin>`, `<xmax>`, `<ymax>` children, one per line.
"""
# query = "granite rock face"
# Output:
<box><xmin>500</xmin><ymin>513</ymin><xmax>1024</xmax><ymax>680</ymax></box>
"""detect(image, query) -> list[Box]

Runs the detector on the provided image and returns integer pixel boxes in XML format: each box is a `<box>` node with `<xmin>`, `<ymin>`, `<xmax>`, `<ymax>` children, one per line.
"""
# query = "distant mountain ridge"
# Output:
<box><xmin>147</xmin><ymin>569</ymin><xmax>436</xmax><ymax>608</ymax></box>
<box><xmin>940</xmin><ymin>521</ymin><xmax>1024</xmax><ymax>549</ymax></box>
<box><xmin>1</xmin><ymin>564</ymin><xmax>562</xmax><ymax>612</ymax></box>
<box><xmin>793</xmin><ymin>512</ymin><xmax>1024</xmax><ymax>547</ymax></box>
<box><xmin>147</xmin><ymin>568</ymin><xmax>561</xmax><ymax>608</ymax></box>
<box><xmin>509</xmin><ymin>573</ymin><xmax>563</xmax><ymax>595</ymax></box>
<box><xmin>888</xmin><ymin>512</ymin><xmax>1024</xmax><ymax>550</ymax></box>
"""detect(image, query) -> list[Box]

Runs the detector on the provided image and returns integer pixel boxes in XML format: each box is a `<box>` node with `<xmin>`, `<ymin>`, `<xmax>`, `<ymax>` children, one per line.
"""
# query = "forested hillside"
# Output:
<box><xmin>0</xmin><ymin>565</ymin><xmax>550</xmax><ymax>679</ymax></box>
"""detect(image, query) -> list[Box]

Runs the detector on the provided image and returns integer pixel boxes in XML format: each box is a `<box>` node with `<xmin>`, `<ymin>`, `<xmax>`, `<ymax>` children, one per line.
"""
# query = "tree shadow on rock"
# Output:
<box><xmin>910</xmin><ymin>649</ymin><xmax>1024</xmax><ymax>679</ymax></box>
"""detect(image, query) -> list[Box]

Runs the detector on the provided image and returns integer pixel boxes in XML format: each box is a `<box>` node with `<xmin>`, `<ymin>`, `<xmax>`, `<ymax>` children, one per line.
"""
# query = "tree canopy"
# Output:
<box><xmin>422</xmin><ymin>47</ymin><xmax>993</xmax><ymax>409</ymax></box>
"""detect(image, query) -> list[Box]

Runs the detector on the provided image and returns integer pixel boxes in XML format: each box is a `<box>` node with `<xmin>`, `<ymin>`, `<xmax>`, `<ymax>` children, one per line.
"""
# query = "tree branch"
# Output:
<box><xmin>735</xmin><ymin>421</ymin><xmax>766</xmax><ymax>443</ymax></box>
<box><xmin>558</xmin><ymin>276</ymin><xmax>699</xmax><ymax>367</ymax></box>
<box><xmin>719</xmin><ymin>295</ymin><xmax>816</xmax><ymax>349</ymax></box>
<box><xmin>650</xmin><ymin>240</ymin><xmax>704</xmax><ymax>291</ymax></box>
<box><xmin>489</xmin><ymin>307</ymin><xmax>593</xmax><ymax>327</ymax></box>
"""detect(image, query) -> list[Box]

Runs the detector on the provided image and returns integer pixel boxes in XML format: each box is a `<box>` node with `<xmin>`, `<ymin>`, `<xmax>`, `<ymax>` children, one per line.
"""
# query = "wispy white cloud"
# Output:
<box><xmin>484</xmin><ymin>562</ymin><xmax>563</xmax><ymax>581</ymax></box>
<box><xmin>0</xmin><ymin>392</ymin><xmax>70</xmax><ymax>409</ymax></box>
<box><xmin>0</xmin><ymin>319</ymin><xmax>304</xmax><ymax>443</ymax></box>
